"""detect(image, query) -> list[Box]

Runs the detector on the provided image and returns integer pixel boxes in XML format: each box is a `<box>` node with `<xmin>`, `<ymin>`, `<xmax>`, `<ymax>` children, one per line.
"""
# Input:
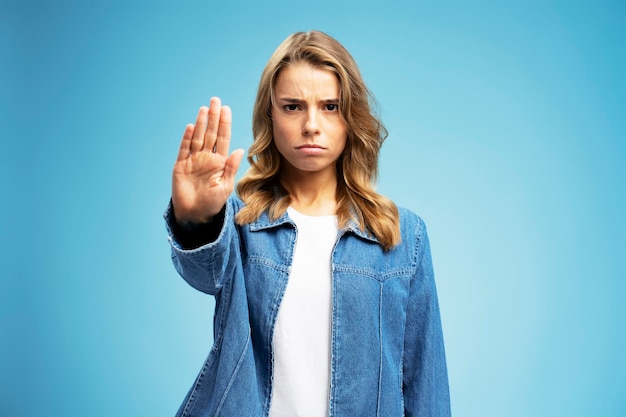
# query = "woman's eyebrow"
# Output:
<box><xmin>277</xmin><ymin>98</ymin><xmax>339</xmax><ymax>103</ymax></box>
<box><xmin>277</xmin><ymin>97</ymin><xmax>303</xmax><ymax>103</ymax></box>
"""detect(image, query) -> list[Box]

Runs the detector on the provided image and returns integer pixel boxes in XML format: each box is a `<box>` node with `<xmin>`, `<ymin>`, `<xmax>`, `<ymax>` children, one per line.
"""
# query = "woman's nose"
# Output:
<box><xmin>303</xmin><ymin>109</ymin><xmax>320</xmax><ymax>136</ymax></box>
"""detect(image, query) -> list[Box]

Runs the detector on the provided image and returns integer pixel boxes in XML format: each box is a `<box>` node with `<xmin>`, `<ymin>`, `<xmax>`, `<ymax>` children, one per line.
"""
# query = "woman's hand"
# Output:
<box><xmin>172</xmin><ymin>97</ymin><xmax>245</xmax><ymax>224</ymax></box>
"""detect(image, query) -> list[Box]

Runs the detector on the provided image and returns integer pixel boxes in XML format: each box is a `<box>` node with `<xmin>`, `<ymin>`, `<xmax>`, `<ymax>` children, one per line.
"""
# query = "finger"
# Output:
<box><xmin>223</xmin><ymin>149</ymin><xmax>245</xmax><ymax>188</ymax></box>
<box><xmin>176</xmin><ymin>124</ymin><xmax>194</xmax><ymax>161</ymax></box>
<box><xmin>204</xmin><ymin>97</ymin><xmax>222</xmax><ymax>152</ymax></box>
<box><xmin>190</xmin><ymin>107</ymin><xmax>208</xmax><ymax>153</ymax></box>
<box><xmin>215</xmin><ymin>105</ymin><xmax>232</xmax><ymax>156</ymax></box>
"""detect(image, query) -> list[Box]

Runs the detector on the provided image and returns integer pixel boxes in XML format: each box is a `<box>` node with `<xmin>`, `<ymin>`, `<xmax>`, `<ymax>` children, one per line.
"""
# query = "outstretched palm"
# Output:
<box><xmin>172</xmin><ymin>97</ymin><xmax>244</xmax><ymax>224</ymax></box>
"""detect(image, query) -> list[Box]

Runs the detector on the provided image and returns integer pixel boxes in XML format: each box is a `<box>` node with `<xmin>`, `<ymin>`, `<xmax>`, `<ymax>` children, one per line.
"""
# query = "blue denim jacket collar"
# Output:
<box><xmin>248</xmin><ymin>207</ymin><xmax>380</xmax><ymax>244</ymax></box>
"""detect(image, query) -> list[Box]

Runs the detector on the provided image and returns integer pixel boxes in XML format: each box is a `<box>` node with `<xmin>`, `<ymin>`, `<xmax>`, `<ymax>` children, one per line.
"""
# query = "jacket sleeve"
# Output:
<box><xmin>164</xmin><ymin>197</ymin><xmax>241</xmax><ymax>295</ymax></box>
<box><xmin>403</xmin><ymin>218</ymin><xmax>451</xmax><ymax>416</ymax></box>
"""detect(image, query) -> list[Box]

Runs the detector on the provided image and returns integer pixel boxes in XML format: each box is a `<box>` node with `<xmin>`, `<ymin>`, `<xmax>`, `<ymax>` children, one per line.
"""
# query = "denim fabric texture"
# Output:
<box><xmin>165</xmin><ymin>196</ymin><xmax>450</xmax><ymax>417</ymax></box>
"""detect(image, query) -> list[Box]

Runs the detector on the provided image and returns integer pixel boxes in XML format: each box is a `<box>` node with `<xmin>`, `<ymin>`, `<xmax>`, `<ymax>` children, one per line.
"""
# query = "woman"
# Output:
<box><xmin>166</xmin><ymin>30</ymin><xmax>450</xmax><ymax>417</ymax></box>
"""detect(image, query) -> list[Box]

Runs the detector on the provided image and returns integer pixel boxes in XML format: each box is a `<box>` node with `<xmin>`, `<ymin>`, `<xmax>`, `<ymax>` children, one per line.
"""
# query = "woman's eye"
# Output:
<box><xmin>325</xmin><ymin>104</ymin><xmax>338</xmax><ymax>111</ymax></box>
<box><xmin>285</xmin><ymin>104</ymin><xmax>299</xmax><ymax>111</ymax></box>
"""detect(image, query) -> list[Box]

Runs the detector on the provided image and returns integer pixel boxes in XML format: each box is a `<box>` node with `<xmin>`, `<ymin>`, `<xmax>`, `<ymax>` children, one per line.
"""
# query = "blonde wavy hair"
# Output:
<box><xmin>236</xmin><ymin>30</ymin><xmax>400</xmax><ymax>250</ymax></box>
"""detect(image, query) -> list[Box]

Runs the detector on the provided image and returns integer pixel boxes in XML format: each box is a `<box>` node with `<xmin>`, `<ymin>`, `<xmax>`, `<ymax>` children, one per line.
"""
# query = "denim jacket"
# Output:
<box><xmin>165</xmin><ymin>196</ymin><xmax>450</xmax><ymax>417</ymax></box>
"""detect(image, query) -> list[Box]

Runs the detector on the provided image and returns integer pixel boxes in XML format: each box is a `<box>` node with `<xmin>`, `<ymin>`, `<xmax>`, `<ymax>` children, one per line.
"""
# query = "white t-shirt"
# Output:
<box><xmin>268</xmin><ymin>207</ymin><xmax>338</xmax><ymax>417</ymax></box>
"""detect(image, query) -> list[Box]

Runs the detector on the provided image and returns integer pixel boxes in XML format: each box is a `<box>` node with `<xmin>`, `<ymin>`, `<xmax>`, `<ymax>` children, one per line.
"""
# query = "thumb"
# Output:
<box><xmin>223</xmin><ymin>149</ymin><xmax>245</xmax><ymax>183</ymax></box>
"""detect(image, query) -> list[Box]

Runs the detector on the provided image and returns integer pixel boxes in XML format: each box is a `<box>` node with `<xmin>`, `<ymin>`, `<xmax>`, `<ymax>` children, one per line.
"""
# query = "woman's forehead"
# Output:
<box><xmin>274</xmin><ymin>63</ymin><xmax>339</xmax><ymax>98</ymax></box>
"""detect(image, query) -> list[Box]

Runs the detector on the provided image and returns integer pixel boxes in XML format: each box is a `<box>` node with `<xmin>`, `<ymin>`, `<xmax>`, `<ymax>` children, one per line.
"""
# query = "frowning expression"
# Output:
<box><xmin>272</xmin><ymin>62</ymin><xmax>348</xmax><ymax>178</ymax></box>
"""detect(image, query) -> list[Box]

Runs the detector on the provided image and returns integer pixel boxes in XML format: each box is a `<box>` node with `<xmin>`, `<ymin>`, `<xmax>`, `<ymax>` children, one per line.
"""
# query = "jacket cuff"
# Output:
<box><xmin>164</xmin><ymin>200</ymin><xmax>226</xmax><ymax>250</ymax></box>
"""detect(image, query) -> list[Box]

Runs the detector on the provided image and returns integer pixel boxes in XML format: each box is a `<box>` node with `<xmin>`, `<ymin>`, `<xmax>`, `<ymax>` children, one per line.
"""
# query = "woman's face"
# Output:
<box><xmin>271</xmin><ymin>62</ymin><xmax>348</xmax><ymax>179</ymax></box>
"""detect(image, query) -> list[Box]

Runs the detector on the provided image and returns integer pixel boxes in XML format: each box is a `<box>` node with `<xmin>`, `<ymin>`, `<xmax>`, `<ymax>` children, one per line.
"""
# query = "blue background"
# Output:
<box><xmin>2</xmin><ymin>0</ymin><xmax>624</xmax><ymax>415</ymax></box>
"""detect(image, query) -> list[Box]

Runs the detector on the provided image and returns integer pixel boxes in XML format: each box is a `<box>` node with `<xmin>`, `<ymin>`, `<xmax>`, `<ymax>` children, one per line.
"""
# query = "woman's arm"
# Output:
<box><xmin>403</xmin><ymin>219</ymin><xmax>451</xmax><ymax>416</ymax></box>
<box><xmin>166</xmin><ymin>98</ymin><xmax>245</xmax><ymax>295</ymax></box>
